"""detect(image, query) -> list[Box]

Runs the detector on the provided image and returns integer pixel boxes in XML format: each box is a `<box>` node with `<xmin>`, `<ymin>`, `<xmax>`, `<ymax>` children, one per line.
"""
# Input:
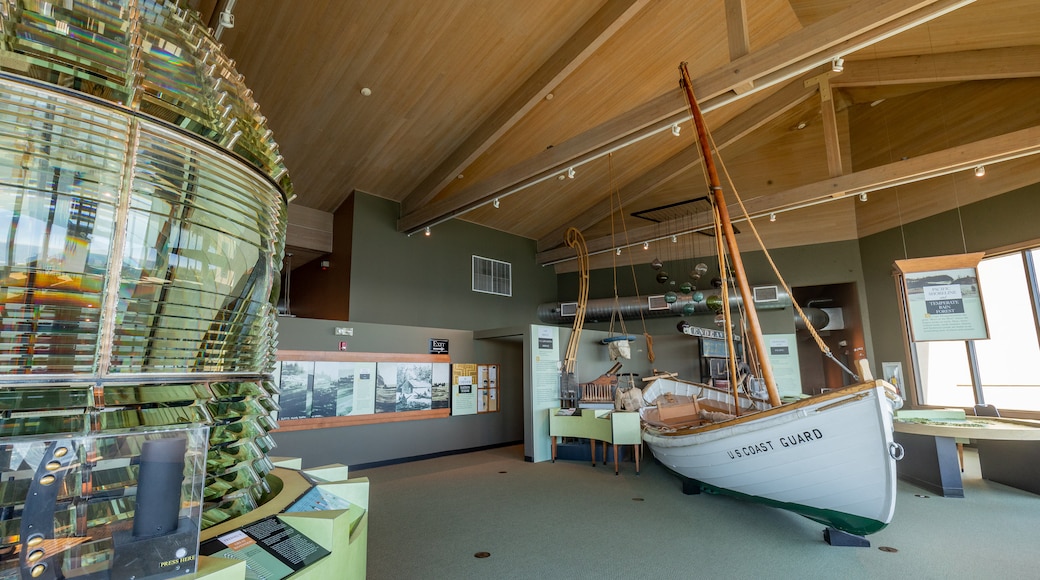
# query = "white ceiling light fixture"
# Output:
<box><xmin>671</xmin><ymin>235</ymin><xmax>677</xmax><ymax>243</ymax></box>
<box><xmin>360</xmin><ymin>87</ymin><xmax>372</xmax><ymax>97</ymax></box>
<box><xmin>643</xmin><ymin>241</ymin><xmax>649</xmax><ymax>250</ymax></box>
<box><xmin>769</xmin><ymin>212</ymin><xmax>776</xmax><ymax>222</ymax></box>
<box><xmin>566</xmin><ymin>167</ymin><xmax>576</xmax><ymax>179</ymax></box>
<box><xmin>424</xmin><ymin>227</ymin><xmax>431</xmax><ymax>236</ymax></box>
<box><xmin>616</xmin><ymin>248</ymin><xmax>621</xmax><ymax>256</ymax></box>
<box><xmin>831</xmin><ymin>56</ymin><xmax>844</xmax><ymax>73</ymax></box>
<box><xmin>974</xmin><ymin>165</ymin><xmax>986</xmax><ymax>177</ymax></box>
<box><xmin>859</xmin><ymin>192</ymin><xmax>868</xmax><ymax>202</ymax></box>
<box><xmin>671</xmin><ymin>123</ymin><xmax>681</xmax><ymax>137</ymax></box>
<box><xmin>493</xmin><ymin>198</ymin><xmax>500</xmax><ymax>209</ymax></box>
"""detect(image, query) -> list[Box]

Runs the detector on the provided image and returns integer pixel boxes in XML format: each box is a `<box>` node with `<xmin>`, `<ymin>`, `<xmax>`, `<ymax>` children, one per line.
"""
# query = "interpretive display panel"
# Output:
<box><xmin>895</xmin><ymin>253</ymin><xmax>989</xmax><ymax>342</ymax></box>
<box><xmin>200</xmin><ymin>516</ymin><xmax>329</xmax><ymax>580</ymax></box>
<box><xmin>0</xmin><ymin>425</ymin><xmax>208</xmax><ymax>580</ymax></box>
<box><xmin>452</xmin><ymin>364</ymin><xmax>479</xmax><ymax>416</ymax></box>
<box><xmin>273</xmin><ymin>352</ymin><xmax>498</xmax><ymax>429</ymax></box>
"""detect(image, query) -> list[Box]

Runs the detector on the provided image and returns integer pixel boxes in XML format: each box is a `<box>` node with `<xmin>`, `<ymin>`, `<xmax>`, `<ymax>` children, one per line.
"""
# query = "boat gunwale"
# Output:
<box><xmin>645</xmin><ymin>380</ymin><xmax>893</xmax><ymax>437</ymax></box>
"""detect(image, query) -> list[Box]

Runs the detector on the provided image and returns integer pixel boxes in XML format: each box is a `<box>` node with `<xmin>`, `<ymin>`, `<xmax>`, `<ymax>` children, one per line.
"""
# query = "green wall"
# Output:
<box><xmin>348</xmin><ymin>192</ymin><xmax>558</xmax><ymax>329</ymax></box>
<box><xmin>272</xmin><ymin>317</ymin><xmax>524</xmax><ymax>467</ymax></box>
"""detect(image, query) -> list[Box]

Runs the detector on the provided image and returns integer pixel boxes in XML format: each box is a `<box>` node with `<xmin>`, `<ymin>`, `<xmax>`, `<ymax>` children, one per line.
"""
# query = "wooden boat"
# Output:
<box><xmin>639</xmin><ymin>64</ymin><xmax>904</xmax><ymax>541</ymax></box>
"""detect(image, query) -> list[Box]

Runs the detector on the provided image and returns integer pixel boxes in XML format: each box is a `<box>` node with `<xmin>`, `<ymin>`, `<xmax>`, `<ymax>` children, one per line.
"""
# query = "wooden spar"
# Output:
<box><xmin>678</xmin><ymin>62</ymin><xmax>782</xmax><ymax>408</ymax></box>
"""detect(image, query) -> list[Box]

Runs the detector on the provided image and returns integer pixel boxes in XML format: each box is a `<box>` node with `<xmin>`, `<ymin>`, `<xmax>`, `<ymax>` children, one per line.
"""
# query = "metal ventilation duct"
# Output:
<box><xmin>537</xmin><ymin>286</ymin><xmax>831</xmax><ymax>329</ymax></box>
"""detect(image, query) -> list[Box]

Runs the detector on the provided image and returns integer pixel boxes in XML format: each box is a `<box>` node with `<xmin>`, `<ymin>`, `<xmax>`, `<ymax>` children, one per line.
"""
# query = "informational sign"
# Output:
<box><xmin>763</xmin><ymin>334</ymin><xmax>802</xmax><ymax>397</ymax></box>
<box><xmin>451</xmin><ymin>364</ymin><xmax>478</xmax><ymax>415</ymax></box>
<box><xmin>429</xmin><ymin>338</ymin><xmax>449</xmax><ymax>354</ymax></box>
<box><xmin>895</xmin><ymin>254</ymin><xmax>989</xmax><ymax>342</ymax></box>
<box><xmin>200</xmin><ymin>517</ymin><xmax>329</xmax><ymax>580</ymax></box>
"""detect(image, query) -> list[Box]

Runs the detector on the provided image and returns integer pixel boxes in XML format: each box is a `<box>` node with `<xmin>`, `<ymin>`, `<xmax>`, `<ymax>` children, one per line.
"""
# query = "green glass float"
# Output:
<box><xmin>706</xmin><ymin>294</ymin><xmax>725</xmax><ymax>313</ymax></box>
<box><xmin>682</xmin><ymin>303</ymin><xmax>697</xmax><ymax>316</ymax></box>
<box><xmin>664</xmin><ymin>291</ymin><xmax>678</xmax><ymax>304</ymax></box>
<box><xmin>680</xmin><ymin>282</ymin><xmax>693</xmax><ymax>294</ymax></box>
<box><xmin>0</xmin><ymin>0</ymin><xmax>288</xmax><ymax>531</ymax></box>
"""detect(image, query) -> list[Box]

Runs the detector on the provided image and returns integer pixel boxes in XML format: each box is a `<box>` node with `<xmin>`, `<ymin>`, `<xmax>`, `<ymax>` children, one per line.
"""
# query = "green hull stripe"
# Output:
<box><xmin>669</xmin><ymin>468</ymin><xmax>889</xmax><ymax>536</ymax></box>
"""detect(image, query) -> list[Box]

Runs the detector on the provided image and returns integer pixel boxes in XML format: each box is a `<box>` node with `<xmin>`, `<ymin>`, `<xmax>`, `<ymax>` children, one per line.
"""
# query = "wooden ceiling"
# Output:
<box><xmin>201</xmin><ymin>0</ymin><xmax>1040</xmax><ymax>273</ymax></box>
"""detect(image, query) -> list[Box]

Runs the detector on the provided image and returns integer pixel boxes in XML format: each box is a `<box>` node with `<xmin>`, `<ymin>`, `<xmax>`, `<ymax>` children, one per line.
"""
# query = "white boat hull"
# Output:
<box><xmin>641</xmin><ymin>380</ymin><xmax>901</xmax><ymax>536</ymax></box>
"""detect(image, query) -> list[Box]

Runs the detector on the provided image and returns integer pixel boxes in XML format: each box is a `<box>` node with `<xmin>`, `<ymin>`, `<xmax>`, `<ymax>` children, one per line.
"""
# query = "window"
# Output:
<box><xmin>914</xmin><ymin>249</ymin><xmax>1040</xmax><ymax>411</ymax></box>
<box><xmin>472</xmin><ymin>255</ymin><xmax>511</xmax><ymax>296</ymax></box>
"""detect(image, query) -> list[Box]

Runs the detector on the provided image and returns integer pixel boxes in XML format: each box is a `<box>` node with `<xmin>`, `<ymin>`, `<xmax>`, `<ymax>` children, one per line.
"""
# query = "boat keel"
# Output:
<box><xmin>681</xmin><ymin>477</ymin><xmax>701</xmax><ymax>495</ymax></box>
<box><xmin>824</xmin><ymin>527</ymin><xmax>871</xmax><ymax>547</ymax></box>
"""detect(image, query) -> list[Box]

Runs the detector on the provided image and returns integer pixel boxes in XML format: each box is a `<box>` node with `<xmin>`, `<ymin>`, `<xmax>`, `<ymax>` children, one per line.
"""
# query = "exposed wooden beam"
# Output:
<box><xmin>806</xmin><ymin>72</ymin><xmax>844</xmax><ymax>176</ymax></box>
<box><xmin>725</xmin><ymin>0</ymin><xmax>753</xmax><ymax>93</ymax></box>
<box><xmin>536</xmin><ymin>123</ymin><xmax>1040</xmax><ymax>265</ymax></box>
<box><xmin>286</xmin><ymin>204</ymin><xmax>334</xmax><ymax>253</ymax></box>
<box><xmin>399</xmin><ymin>0</ymin><xmax>651</xmax><ymax>214</ymax></box>
<box><xmin>833</xmin><ymin>45</ymin><xmax>1040</xmax><ymax>87</ymax></box>
<box><xmin>398</xmin><ymin>0</ymin><xmax>973</xmax><ymax>235</ymax></box>
<box><xmin>535</xmin><ymin>76</ymin><xmax>820</xmax><ymax>251</ymax></box>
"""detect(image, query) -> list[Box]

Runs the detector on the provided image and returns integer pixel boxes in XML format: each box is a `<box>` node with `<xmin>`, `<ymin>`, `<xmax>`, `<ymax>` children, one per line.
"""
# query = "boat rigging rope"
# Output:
<box><xmin>562</xmin><ymin>227</ymin><xmax>589</xmax><ymax>374</ymax></box>
<box><xmin>608</xmin><ymin>153</ymin><xmax>655</xmax><ymax>363</ymax></box>
<box><xmin>703</xmin><ymin>128</ymin><xmax>861</xmax><ymax>382</ymax></box>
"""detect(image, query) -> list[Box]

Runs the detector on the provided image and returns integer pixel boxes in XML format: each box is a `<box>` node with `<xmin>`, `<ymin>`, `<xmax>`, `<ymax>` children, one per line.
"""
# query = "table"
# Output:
<box><xmin>548</xmin><ymin>408</ymin><xmax>642</xmax><ymax>475</ymax></box>
<box><xmin>893</xmin><ymin>416</ymin><xmax>1040</xmax><ymax>497</ymax></box>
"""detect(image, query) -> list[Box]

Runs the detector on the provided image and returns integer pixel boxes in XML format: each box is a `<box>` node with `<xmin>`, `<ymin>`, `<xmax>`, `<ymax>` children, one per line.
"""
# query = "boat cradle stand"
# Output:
<box><xmin>823</xmin><ymin>528</ymin><xmax>871</xmax><ymax>547</ymax></box>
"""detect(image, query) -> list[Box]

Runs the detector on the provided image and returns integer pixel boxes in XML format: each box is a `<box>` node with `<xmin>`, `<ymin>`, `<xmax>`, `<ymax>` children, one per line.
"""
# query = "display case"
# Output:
<box><xmin>0</xmin><ymin>425</ymin><xmax>208</xmax><ymax>580</ymax></box>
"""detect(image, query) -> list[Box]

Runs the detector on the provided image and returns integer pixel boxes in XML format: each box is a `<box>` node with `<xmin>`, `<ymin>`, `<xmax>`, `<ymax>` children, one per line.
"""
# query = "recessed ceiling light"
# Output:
<box><xmin>360</xmin><ymin>87</ymin><xmax>372</xmax><ymax>96</ymax></box>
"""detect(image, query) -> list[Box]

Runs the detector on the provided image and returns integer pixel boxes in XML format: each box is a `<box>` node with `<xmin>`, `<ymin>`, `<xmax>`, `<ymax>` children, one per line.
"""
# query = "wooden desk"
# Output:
<box><xmin>894</xmin><ymin>416</ymin><xmax>1040</xmax><ymax>497</ymax></box>
<box><xmin>548</xmin><ymin>408</ymin><xmax>642</xmax><ymax>475</ymax></box>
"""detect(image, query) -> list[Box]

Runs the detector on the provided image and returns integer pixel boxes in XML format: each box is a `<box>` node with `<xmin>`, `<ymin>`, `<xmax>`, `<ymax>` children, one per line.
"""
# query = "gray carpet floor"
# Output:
<box><xmin>357</xmin><ymin>445</ymin><xmax>1039</xmax><ymax>579</ymax></box>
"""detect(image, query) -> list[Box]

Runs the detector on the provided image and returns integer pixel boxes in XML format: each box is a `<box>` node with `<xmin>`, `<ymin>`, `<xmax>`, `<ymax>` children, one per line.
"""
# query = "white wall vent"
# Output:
<box><xmin>472</xmin><ymin>255</ymin><xmax>512</xmax><ymax>297</ymax></box>
<box><xmin>647</xmin><ymin>295</ymin><xmax>669</xmax><ymax>311</ymax></box>
<box><xmin>753</xmin><ymin>285</ymin><xmax>779</xmax><ymax>302</ymax></box>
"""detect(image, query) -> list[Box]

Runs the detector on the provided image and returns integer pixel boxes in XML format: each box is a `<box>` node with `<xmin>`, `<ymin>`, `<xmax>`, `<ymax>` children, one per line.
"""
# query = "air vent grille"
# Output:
<box><xmin>472</xmin><ymin>256</ymin><xmax>512</xmax><ymax>297</ymax></box>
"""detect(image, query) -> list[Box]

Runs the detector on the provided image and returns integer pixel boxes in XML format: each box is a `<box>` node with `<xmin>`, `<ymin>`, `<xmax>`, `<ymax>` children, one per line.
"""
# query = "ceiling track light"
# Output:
<box><xmin>671</xmin><ymin>235</ymin><xmax>677</xmax><ymax>243</ymax></box>
<box><xmin>769</xmin><ymin>213</ymin><xmax>776</xmax><ymax>222</ymax></box>
<box><xmin>831</xmin><ymin>56</ymin><xmax>844</xmax><ymax>73</ymax></box>
<box><xmin>424</xmin><ymin>227</ymin><xmax>431</xmax><ymax>236</ymax></box>
<box><xmin>671</xmin><ymin>123</ymin><xmax>681</xmax><ymax>137</ymax></box>
<box><xmin>616</xmin><ymin>248</ymin><xmax>622</xmax><ymax>256</ymax></box>
<box><xmin>974</xmin><ymin>165</ymin><xmax>986</xmax><ymax>177</ymax></box>
<box><xmin>859</xmin><ymin>192</ymin><xmax>868</xmax><ymax>202</ymax></box>
<box><xmin>643</xmin><ymin>241</ymin><xmax>649</xmax><ymax>250</ymax></box>
<box><xmin>493</xmin><ymin>198</ymin><xmax>500</xmax><ymax>209</ymax></box>
<box><xmin>566</xmin><ymin>167</ymin><xmax>576</xmax><ymax>179</ymax></box>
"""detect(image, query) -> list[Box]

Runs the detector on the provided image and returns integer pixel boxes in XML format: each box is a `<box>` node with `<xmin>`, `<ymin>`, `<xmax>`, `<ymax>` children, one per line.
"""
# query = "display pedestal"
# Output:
<box><xmin>194</xmin><ymin>462</ymin><xmax>368</xmax><ymax>579</ymax></box>
<box><xmin>548</xmin><ymin>409</ymin><xmax>642</xmax><ymax>475</ymax></box>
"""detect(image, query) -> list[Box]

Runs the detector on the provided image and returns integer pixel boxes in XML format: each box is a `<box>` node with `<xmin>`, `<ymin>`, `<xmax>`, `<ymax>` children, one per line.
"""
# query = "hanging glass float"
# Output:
<box><xmin>656</xmin><ymin>271</ymin><xmax>670</xmax><ymax>284</ymax></box>
<box><xmin>692</xmin><ymin>291</ymin><xmax>705</xmax><ymax>303</ymax></box>
<box><xmin>668</xmin><ymin>279</ymin><xmax>678</xmax><ymax>290</ymax></box>
<box><xmin>711</xmin><ymin>276</ymin><xmax>723</xmax><ymax>288</ymax></box>
<box><xmin>705</xmin><ymin>294</ymin><xmax>724</xmax><ymax>313</ymax></box>
<box><xmin>651</xmin><ymin>258</ymin><xmax>663</xmax><ymax>270</ymax></box>
<box><xmin>664</xmin><ymin>291</ymin><xmax>678</xmax><ymax>304</ymax></box>
<box><xmin>682</xmin><ymin>302</ymin><xmax>696</xmax><ymax>316</ymax></box>
<box><xmin>679</xmin><ymin>282</ymin><xmax>693</xmax><ymax>294</ymax></box>
<box><xmin>691</xmin><ymin>262</ymin><xmax>708</xmax><ymax>280</ymax></box>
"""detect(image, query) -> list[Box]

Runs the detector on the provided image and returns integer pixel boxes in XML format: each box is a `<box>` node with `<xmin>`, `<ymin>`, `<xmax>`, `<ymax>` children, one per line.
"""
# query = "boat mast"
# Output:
<box><xmin>679</xmin><ymin>62</ymin><xmax>781</xmax><ymax>407</ymax></box>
